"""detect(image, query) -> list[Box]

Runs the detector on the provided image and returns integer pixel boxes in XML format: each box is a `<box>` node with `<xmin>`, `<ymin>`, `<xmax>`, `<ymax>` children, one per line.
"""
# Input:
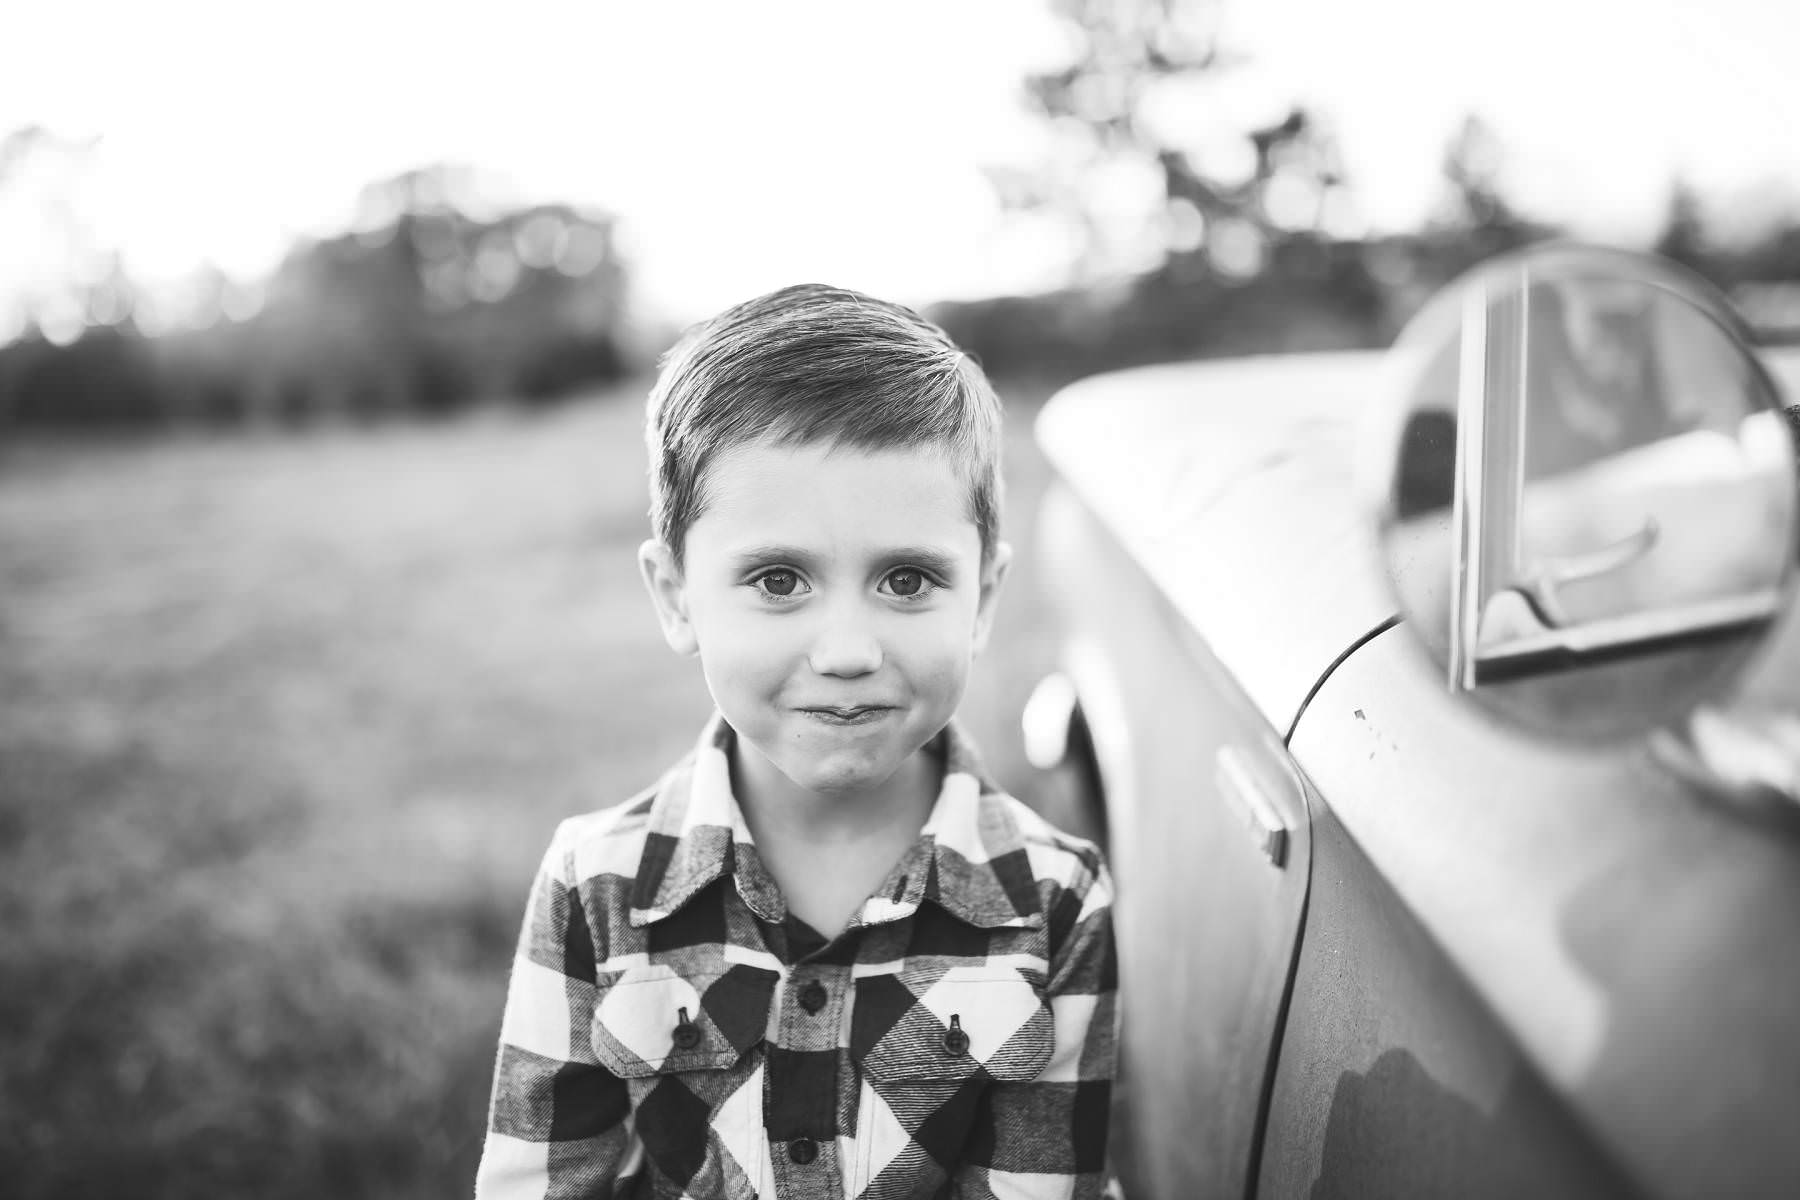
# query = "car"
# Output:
<box><xmin>1022</xmin><ymin>244</ymin><xmax>1800</xmax><ymax>1200</ymax></box>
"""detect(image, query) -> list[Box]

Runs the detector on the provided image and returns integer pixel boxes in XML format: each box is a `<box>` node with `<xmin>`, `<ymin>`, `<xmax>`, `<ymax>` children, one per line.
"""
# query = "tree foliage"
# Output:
<box><xmin>1009</xmin><ymin>0</ymin><xmax>1348</xmax><ymax>279</ymax></box>
<box><xmin>1435</xmin><ymin>115</ymin><xmax>1516</xmax><ymax>233</ymax></box>
<box><xmin>0</xmin><ymin>158</ymin><xmax>634</xmax><ymax>427</ymax></box>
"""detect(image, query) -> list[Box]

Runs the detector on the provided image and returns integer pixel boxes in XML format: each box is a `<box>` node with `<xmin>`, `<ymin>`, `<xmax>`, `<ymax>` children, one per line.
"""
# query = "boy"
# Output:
<box><xmin>475</xmin><ymin>285</ymin><xmax>1116</xmax><ymax>1199</ymax></box>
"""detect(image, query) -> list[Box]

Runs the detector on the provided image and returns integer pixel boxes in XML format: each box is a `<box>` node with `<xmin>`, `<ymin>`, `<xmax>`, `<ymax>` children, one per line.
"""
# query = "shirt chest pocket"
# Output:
<box><xmin>854</xmin><ymin>965</ymin><xmax>1054</xmax><ymax>1085</ymax></box>
<box><xmin>589</xmin><ymin>962</ymin><xmax>777</xmax><ymax>1077</ymax></box>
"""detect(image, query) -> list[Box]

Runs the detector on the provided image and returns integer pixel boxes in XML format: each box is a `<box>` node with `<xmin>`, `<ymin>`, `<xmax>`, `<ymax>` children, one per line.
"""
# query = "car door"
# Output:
<box><xmin>1034</xmin><ymin>361</ymin><xmax>1393</xmax><ymax>1200</ymax></box>
<box><xmin>1036</xmin><ymin>479</ymin><xmax>1312</xmax><ymax>1200</ymax></box>
<box><xmin>1257</xmin><ymin>307</ymin><xmax>1800</xmax><ymax>1198</ymax></box>
<box><xmin>1266</xmin><ymin>609</ymin><xmax>1800</xmax><ymax>1200</ymax></box>
<box><xmin>1038</xmin><ymin>344</ymin><xmax>1649</xmax><ymax>1199</ymax></box>
<box><xmin>1266</xmin><ymin>629</ymin><xmax>1643</xmax><ymax>1199</ymax></box>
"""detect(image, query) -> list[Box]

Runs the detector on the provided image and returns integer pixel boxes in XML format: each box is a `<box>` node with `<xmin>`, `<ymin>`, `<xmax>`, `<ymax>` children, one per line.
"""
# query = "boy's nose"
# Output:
<box><xmin>807</xmin><ymin>625</ymin><xmax>883</xmax><ymax>677</ymax></box>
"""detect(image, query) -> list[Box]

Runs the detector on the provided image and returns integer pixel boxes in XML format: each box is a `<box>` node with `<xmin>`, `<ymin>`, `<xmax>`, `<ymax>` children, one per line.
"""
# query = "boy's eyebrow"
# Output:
<box><xmin>725</xmin><ymin>544</ymin><xmax>965</xmax><ymax>573</ymax></box>
<box><xmin>879</xmin><ymin>546</ymin><xmax>963</xmax><ymax>574</ymax></box>
<box><xmin>728</xmin><ymin>544</ymin><xmax>820</xmax><ymax>569</ymax></box>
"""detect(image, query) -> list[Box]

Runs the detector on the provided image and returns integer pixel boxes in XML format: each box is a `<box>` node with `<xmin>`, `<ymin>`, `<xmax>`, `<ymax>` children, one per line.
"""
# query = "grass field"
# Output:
<box><xmin>0</xmin><ymin>376</ymin><xmax>1067</xmax><ymax>1197</ymax></box>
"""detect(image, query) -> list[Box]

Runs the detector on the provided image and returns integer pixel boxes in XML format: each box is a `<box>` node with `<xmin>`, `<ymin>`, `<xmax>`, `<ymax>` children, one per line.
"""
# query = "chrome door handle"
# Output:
<box><xmin>1214</xmin><ymin>745</ymin><xmax>1293</xmax><ymax>868</ymax></box>
<box><xmin>1515</xmin><ymin>517</ymin><xmax>1660</xmax><ymax>628</ymax></box>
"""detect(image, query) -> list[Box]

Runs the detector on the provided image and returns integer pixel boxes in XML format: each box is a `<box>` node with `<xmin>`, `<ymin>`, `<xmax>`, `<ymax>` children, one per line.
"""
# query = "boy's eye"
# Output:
<box><xmin>882</xmin><ymin>568</ymin><xmax>936</xmax><ymax>598</ymax></box>
<box><xmin>752</xmin><ymin>569</ymin><xmax>805</xmax><ymax>598</ymax></box>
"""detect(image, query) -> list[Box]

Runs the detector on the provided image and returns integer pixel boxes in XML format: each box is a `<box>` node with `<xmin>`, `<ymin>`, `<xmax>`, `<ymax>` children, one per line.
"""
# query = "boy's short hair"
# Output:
<box><xmin>645</xmin><ymin>284</ymin><xmax>1003</xmax><ymax>566</ymax></box>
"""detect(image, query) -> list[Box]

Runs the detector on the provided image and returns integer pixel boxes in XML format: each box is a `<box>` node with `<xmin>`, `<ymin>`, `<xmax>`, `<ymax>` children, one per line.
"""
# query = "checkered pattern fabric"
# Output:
<box><xmin>476</xmin><ymin>713</ymin><xmax>1117</xmax><ymax>1200</ymax></box>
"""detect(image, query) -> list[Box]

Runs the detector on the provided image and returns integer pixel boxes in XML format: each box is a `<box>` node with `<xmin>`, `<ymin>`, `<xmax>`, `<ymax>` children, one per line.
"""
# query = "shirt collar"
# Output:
<box><xmin>628</xmin><ymin>712</ymin><xmax>1043</xmax><ymax>932</ymax></box>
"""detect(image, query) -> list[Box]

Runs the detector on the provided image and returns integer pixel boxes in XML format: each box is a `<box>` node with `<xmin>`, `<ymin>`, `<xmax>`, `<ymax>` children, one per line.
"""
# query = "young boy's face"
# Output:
<box><xmin>639</xmin><ymin>439</ymin><xmax>1009</xmax><ymax>800</ymax></box>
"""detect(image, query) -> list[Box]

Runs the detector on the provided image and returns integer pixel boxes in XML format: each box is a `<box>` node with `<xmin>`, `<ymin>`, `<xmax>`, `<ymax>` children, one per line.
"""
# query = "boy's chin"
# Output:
<box><xmin>728</xmin><ymin>709</ymin><xmax>948</xmax><ymax>803</ymax></box>
<box><xmin>751</xmin><ymin>735</ymin><xmax>930</xmax><ymax>802</ymax></box>
<box><xmin>778</xmin><ymin>750</ymin><xmax>906</xmax><ymax>798</ymax></box>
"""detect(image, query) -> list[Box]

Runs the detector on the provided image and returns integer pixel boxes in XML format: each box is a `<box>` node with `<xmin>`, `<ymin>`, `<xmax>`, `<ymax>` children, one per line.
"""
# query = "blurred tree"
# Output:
<box><xmin>148</xmin><ymin>164</ymin><xmax>631</xmax><ymax>426</ymax></box>
<box><xmin>1428</xmin><ymin>113</ymin><xmax>1552</xmax><ymax>270</ymax></box>
<box><xmin>1654</xmin><ymin>179</ymin><xmax>1712</xmax><ymax>275</ymax></box>
<box><xmin>1435</xmin><ymin>115</ymin><xmax>1515</xmax><ymax>233</ymax></box>
<box><xmin>2</xmin><ymin>153</ymin><xmax>632</xmax><ymax>429</ymax></box>
<box><xmin>0</xmin><ymin>125</ymin><xmax>158</xmax><ymax>427</ymax></box>
<box><xmin>944</xmin><ymin>0</ymin><xmax>1386</xmax><ymax>378</ymax></box>
<box><xmin>1733</xmin><ymin>222</ymin><xmax>1800</xmax><ymax>285</ymax></box>
<box><xmin>1010</xmin><ymin>0</ymin><xmax>1349</xmax><ymax>282</ymax></box>
<box><xmin>1321</xmin><ymin>110</ymin><xmax>1550</xmax><ymax>332</ymax></box>
<box><xmin>0</xmin><ymin>123</ymin><xmax>107</xmax><ymax>347</ymax></box>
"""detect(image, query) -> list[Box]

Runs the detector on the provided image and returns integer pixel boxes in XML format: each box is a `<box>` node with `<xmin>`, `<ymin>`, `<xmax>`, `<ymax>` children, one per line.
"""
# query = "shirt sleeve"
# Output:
<box><xmin>475</xmin><ymin>821</ymin><xmax>638</xmax><ymax>1199</ymax></box>
<box><xmin>955</xmin><ymin>851</ymin><xmax>1119</xmax><ymax>1200</ymax></box>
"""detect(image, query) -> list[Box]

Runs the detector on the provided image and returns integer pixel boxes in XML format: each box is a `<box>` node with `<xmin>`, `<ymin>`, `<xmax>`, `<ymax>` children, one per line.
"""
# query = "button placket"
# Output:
<box><xmin>769</xmin><ymin>965</ymin><xmax>845</xmax><ymax>1195</ymax></box>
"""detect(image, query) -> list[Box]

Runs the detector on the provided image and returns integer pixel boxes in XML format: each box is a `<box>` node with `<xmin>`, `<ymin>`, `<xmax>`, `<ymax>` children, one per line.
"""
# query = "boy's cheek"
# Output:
<box><xmin>901</xmin><ymin>643</ymin><xmax>976</xmax><ymax>698</ymax></box>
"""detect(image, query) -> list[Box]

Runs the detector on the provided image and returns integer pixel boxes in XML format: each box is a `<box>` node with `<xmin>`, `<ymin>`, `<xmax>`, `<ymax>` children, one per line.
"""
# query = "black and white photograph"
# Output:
<box><xmin>3</xmin><ymin>2</ymin><xmax>1799</xmax><ymax>1197</ymax></box>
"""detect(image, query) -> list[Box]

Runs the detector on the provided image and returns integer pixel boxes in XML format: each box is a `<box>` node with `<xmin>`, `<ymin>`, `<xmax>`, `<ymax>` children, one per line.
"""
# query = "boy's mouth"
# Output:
<box><xmin>800</xmin><ymin>705</ymin><xmax>893</xmax><ymax>725</ymax></box>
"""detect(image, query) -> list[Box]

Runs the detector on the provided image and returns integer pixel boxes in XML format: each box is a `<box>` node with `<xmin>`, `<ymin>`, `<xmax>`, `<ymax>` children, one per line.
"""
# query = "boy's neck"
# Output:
<box><xmin>731</xmin><ymin>740</ymin><xmax>943</xmax><ymax>937</ymax></box>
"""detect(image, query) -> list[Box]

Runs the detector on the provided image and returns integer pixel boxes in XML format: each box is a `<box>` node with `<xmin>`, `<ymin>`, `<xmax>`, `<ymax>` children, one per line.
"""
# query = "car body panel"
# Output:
<box><xmin>1036</xmin><ymin>352</ymin><xmax>1397</xmax><ymax>738</ymax></box>
<box><xmin>1035</xmin><ymin>481</ymin><xmax>1311</xmax><ymax>1200</ymax></box>
<box><xmin>1037</xmin><ymin>349</ymin><xmax>1800</xmax><ymax>737</ymax></box>
<box><xmin>1256</xmin><ymin>797</ymin><xmax>1639</xmax><ymax>1200</ymax></box>
<box><xmin>1033</xmin><ymin>344</ymin><xmax>1800</xmax><ymax>1198</ymax></box>
<box><xmin>1285</xmin><ymin>618</ymin><xmax>1800</xmax><ymax>1200</ymax></box>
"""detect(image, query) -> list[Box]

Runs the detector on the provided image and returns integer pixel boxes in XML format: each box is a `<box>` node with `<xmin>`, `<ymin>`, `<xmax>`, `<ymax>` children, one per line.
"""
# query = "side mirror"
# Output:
<box><xmin>1368</xmin><ymin>244</ymin><xmax>1799</xmax><ymax>742</ymax></box>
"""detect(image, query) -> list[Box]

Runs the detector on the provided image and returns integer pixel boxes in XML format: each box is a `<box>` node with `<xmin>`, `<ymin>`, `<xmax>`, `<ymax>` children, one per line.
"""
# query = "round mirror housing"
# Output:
<box><xmin>1369</xmin><ymin>244</ymin><xmax>1799</xmax><ymax>742</ymax></box>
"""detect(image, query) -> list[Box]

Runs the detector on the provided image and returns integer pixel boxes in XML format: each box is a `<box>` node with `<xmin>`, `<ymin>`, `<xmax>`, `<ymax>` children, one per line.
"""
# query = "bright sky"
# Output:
<box><xmin>2</xmin><ymin>0</ymin><xmax>1797</xmax><ymax>325</ymax></box>
<box><xmin>1229</xmin><ymin>0</ymin><xmax>1800</xmax><ymax>244</ymax></box>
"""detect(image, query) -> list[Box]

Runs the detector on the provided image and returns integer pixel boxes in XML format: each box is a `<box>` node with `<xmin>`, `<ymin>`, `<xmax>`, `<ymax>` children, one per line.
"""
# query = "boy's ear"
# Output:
<box><xmin>971</xmin><ymin>541</ymin><xmax>1013</xmax><ymax>658</ymax></box>
<box><xmin>638</xmin><ymin>539</ymin><xmax>699</xmax><ymax>657</ymax></box>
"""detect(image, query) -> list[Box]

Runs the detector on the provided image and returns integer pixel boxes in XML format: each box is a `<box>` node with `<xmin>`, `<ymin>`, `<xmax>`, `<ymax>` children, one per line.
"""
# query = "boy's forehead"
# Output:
<box><xmin>690</xmin><ymin>439</ymin><xmax>980</xmax><ymax>554</ymax></box>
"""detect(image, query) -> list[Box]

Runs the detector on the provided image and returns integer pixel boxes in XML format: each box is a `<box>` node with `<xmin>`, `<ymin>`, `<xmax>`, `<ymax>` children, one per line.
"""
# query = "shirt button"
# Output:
<box><xmin>788</xmin><ymin>1136</ymin><xmax>818</xmax><ymax>1165</ymax></box>
<box><xmin>943</xmin><ymin>1014</ymin><xmax>969</xmax><ymax>1057</ymax></box>
<box><xmin>798</xmin><ymin>981</ymin><xmax>828</xmax><ymax>1014</ymax></box>
<box><xmin>671</xmin><ymin>1007</ymin><xmax>701</xmax><ymax>1050</ymax></box>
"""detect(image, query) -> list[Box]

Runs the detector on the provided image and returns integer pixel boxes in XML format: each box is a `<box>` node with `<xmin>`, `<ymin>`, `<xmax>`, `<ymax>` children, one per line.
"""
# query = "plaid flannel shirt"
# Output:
<box><xmin>476</xmin><ymin>712</ymin><xmax>1117</xmax><ymax>1200</ymax></box>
